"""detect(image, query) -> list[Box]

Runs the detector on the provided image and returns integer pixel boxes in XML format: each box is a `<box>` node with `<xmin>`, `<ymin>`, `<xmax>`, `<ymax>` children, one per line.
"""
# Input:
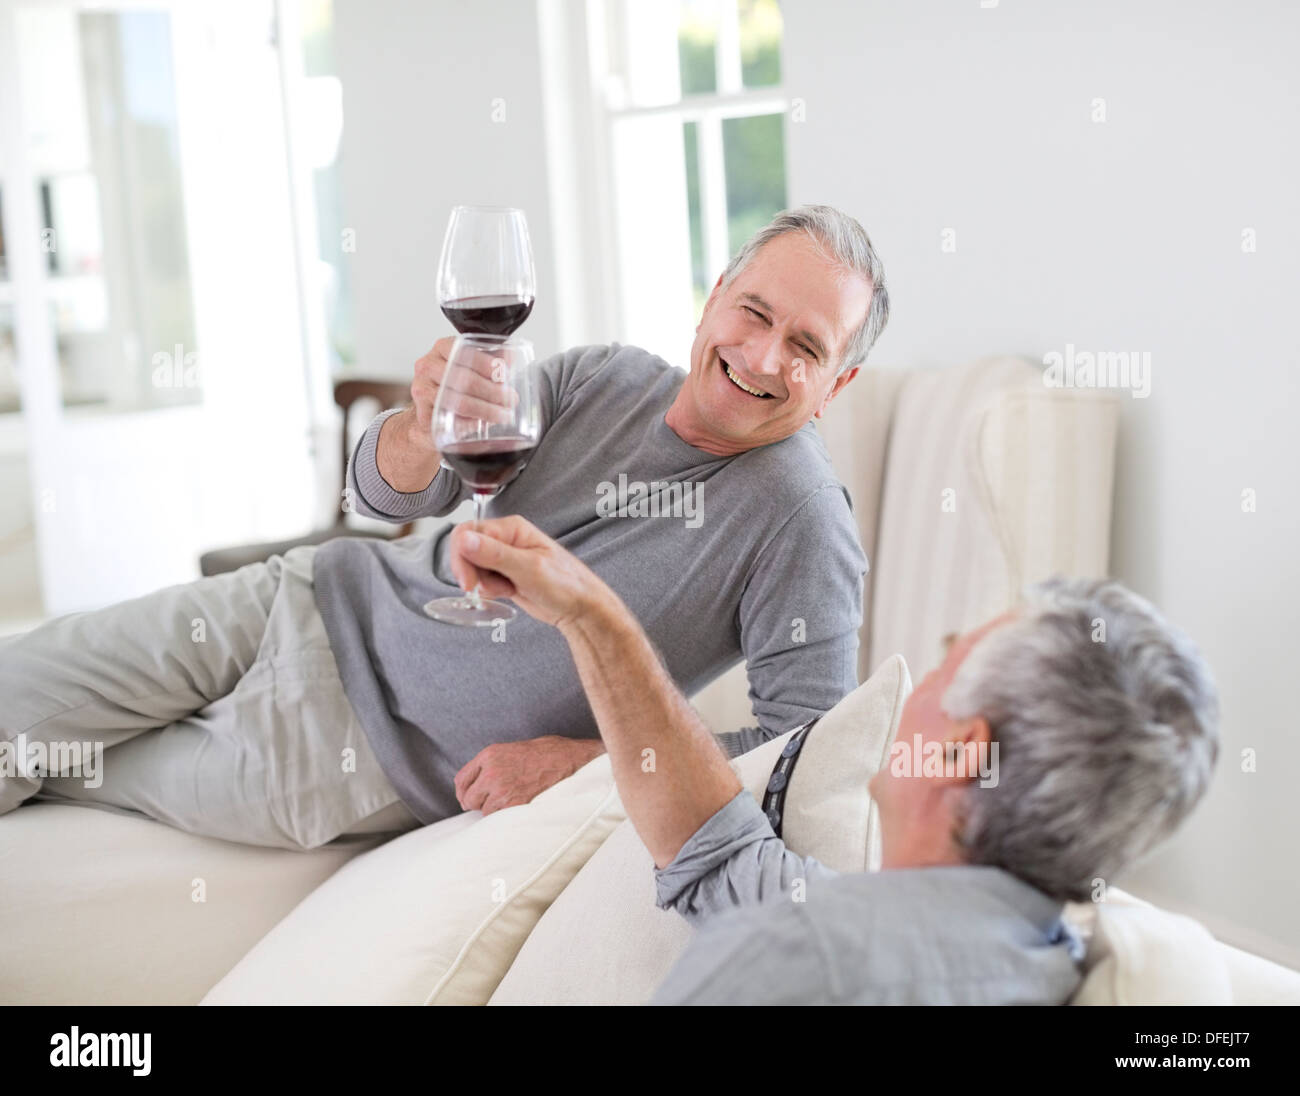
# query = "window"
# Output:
<box><xmin>0</xmin><ymin>187</ymin><xmax>16</xmax><ymax>415</ymax></box>
<box><xmin>296</xmin><ymin>0</ymin><xmax>354</xmax><ymax>372</ymax></box>
<box><xmin>14</xmin><ymin>7</ymin><xmax>199</xmax><ymax>412</ymax></box>
<box><xmin>592</xmin><ymin>0</ymin><xmax>788</xmax><ymax>367</ymax></box>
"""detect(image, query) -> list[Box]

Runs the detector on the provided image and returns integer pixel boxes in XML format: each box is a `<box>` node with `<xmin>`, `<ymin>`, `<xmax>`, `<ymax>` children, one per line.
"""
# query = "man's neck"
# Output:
<box><xmin>663</xmin><ymin>389</ymin><xmax>748</xmax><ymax>458</ymax></box>
<box><xmin>878</xmin><ymin>801</ymin><xmax>969</xmax><ymax>871</ymax></box>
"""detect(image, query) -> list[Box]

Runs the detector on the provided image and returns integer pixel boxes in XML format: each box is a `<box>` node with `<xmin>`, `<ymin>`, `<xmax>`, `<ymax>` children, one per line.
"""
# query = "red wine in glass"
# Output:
<box><xmin>437</xmin><ymin>206</ymin><xmax>536</xmax><ymax>339</ymax></box>
<box><xmin>441</xmin><ymin>294</ymin><xmax>534</xmax><ymax>337</ymax></box>
<box><xmin>438</xmin><ymin>437</ymin><xmax>536</xmax><ymax>491</ymax></box>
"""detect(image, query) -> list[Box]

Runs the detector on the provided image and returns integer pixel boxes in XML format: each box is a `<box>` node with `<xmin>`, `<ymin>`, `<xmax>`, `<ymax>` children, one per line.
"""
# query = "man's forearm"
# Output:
<box><xmin>558</xmin><ymin>592</ymin><xmax>742</xmax><ymax>868</ymax></box>
<box><xmin>376</xmin><ymin>406</ymin><xmax>441</xmax><ymax>493</ymax></box>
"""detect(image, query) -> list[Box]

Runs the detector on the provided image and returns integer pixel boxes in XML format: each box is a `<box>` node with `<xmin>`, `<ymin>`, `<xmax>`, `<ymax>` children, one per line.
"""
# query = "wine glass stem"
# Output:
<box><xmin>466</xmin><ymin>491</ymin><xmax>492</xmax><ymax>608</ymax></box>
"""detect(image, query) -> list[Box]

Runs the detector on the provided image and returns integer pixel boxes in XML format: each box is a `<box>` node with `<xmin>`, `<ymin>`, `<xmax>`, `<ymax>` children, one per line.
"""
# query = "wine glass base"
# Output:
<box><xmin>423</xmin><ymin>596</ymin><xmax>517</xmax><ymax>627</ymax></box>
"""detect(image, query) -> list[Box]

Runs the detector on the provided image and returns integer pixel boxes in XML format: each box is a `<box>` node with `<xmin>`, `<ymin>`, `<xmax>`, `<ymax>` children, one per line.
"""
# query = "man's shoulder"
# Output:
<box><xmin>735</xmin><ymin>421</ymin><xmax>845</xmax><ymax>503</ymax></box>
<box><xmin>682</xmin><ymin>865</ymin><xmax>1081</xmax><ymax>1004</ymax></box>
<box><xmin>697</xmin><ymin>866</ymin><xmax>1064</xmax><ymax>960</ymax></box>
<box><xmin>734</xmin><ymin>430</ymin><xmax>861</xmax><ymax>554</ymax></box>
<box><xmin>805</xmin><ymin>866</ymin><xmax>1082</xmax><ymax>1002</ymax></box>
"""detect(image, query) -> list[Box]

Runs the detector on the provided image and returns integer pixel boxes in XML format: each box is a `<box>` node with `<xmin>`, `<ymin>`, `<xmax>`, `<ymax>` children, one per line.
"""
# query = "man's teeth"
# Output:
<box><xmin>725</xmin><ymin>363</ymin><xmax>771</xmax><ymax>398</ymax></box>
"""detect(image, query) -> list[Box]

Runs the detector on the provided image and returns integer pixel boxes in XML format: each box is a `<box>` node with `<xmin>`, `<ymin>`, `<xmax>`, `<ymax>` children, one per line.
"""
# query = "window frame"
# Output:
<box><xmin>602</xmin><ymin>0</ymin><xmax>787</xmax><ymax>303</ymax></box>
<box><xmin>538</xmin><ymin>0</ymin><xmax>788</xmax><ymax>358</ymax></box>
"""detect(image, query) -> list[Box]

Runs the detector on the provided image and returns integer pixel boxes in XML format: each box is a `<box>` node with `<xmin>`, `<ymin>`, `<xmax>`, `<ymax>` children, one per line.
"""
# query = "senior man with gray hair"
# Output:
<box><xmin>449</xmin><ymin>517</ymin><xmax>1220</xmax><ymax>1005</ymax></box>
<box><xmin>2</xmin><ymin>205</ymin><xmax>889</xmax><ymax>851</ymax></box>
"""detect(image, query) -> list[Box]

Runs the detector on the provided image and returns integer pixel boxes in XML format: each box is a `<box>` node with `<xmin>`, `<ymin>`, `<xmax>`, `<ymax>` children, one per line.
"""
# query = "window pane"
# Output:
<box><xmin>18</xmin><ymin>7</ymin><xmax>198</xmax><ymax>412</ymax></box>
<box><xmin>610</xmin><ymin>113</ymin><xmax>696</xmax><ymax>369</ymax></box>
<box><xmin>738</xmin><ymin>0</ymin><xmax>782</xmax><ymax>88</ymax></box>
<box><xmin>0</xmin><ymin>301</ymin><xmax>14</xmax><ymax>415</ymax></box>
<box><xmin>0</xmin><ymin>187</ymin><xmax>16</xmax><ymax>415</ymax></box>
<box><xmin>723</xmin><ymin>113</ymin><xmax>787</xmax><ymax>255</ymax></box>
<box><xmin>682</xmin><ymin>122</ymin><xmax>707</xmax><ymax>314</ymax></box>
<box><xmin>42</xmin><ymin>172</ymin><xmax>112</xmax><ymax>408</ymax></box>
<box><xmin>620</xmin><ymin>0</ymin><xmax>685</xmax><ymax>107</ymax></box>
<box><xmin>301</xmin><ymin>0</ymin><xmax>336</xmax><ymax>76</ymax></box>
<box><xmin>0</xmin><ymin>185</ymin><xmax>40</xmax><ymax>627</ymax></box>
<box><xmin>618</xmin><ymin>0</ymin><xmax>784</xmax><ymax>105</ymax></box>
<box><xmin>678</xmin><ymin>1</ymin><xmax>718</xmax><ymax>96</ymax></box>
<box><xmin>299</xmin><ymin>0</ymin><xmax>355</xmax><ymax>370</ymax></box>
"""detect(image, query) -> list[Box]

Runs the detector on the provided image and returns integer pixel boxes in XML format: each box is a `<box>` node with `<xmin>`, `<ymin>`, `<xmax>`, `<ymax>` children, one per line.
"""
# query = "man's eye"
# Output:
<box><xmin>799</xmin><ymin>345</ymin><xmax>818</xmax><ymax>362</ymax></box>
<box><xmin>743</xmin><ymin>306</ymin><xmax>767</xmax><ymax>321</ymax></box>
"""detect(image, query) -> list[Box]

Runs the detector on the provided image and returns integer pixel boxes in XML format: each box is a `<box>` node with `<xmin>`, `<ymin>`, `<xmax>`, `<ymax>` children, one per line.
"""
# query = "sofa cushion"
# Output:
<box><xmin>488</xmin><ymin>654</ymin><xmax>911</xmax><ymax>1006</ymax></box>
<box><xmin>200</xmin><ymin>751</ymin><xmax>623</xmax><ymax>1005</ymax></box>
<box><xmin>1067</xmin><ymin>888</ymin><xmax>1300</xmax><ymax>1005</ymax></box>
<box><xmin>1071</xmin><ymin>889</ymin><xmax>1233</xmax><ymax>1005</ymax></box>
<box><xmin>1219</xmin><ymin>941</ymin><xmax>1300</xmax><ymax>1005</ymax></box>
<box><xmin>814</xmin><ymin>366</ymin><xmax>911</xmax><ymax>682</ymax></box>
<box><xmin>0</xmin><ymin>800</ymin><xmax>386</xmax><ymax>1005</ymax></box>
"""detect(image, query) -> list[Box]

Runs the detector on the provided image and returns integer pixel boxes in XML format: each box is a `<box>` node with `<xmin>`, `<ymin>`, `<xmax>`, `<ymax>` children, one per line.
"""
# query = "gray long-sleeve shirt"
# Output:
<box><xmin>312</xmin><ymin>343</ymin><xmax>869</xmax><ymax>824</ymax></box>
<box><xmin>652</xmin><ymin>790</ymin><xmax>1086</xmax><ymax>1005</ymax></box>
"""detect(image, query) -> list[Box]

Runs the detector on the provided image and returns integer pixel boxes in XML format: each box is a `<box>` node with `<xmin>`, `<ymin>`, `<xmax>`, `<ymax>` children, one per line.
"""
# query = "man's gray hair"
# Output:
<box><xmin>941</xmin><ymin>576</ymin><xmax>1220</xmax><ymax>902</ymax></box>
<box><xmin>718</xmin><ymin>204</ymin><xmax>889</xmax><ymax>374</ymax></box>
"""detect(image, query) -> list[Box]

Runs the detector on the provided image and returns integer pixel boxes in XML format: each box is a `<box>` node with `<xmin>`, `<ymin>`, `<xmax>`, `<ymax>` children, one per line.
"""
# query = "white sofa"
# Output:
<box><xmin>3</xmin><ymin>355</ymin><xmax>1296</xmax><ymax>1005</ymax></box>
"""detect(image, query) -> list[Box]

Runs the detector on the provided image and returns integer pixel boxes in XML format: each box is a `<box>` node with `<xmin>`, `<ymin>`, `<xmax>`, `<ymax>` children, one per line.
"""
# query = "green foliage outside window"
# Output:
<box><xmin>678</xmin><ymin>2</ymin><xmax>786</xmax><ymax>316</ymax></box>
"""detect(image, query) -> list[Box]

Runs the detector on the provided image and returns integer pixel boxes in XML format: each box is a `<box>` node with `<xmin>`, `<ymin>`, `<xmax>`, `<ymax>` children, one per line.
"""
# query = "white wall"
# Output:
<box><xmin>333</xmin><ymin>0</ymin><xmax>559</xmax><ymax>380</ymax></box>
<box><xmin>782</xmin><ymin>0</ymin><xmax>1300</xmax><ymax>961</ymax></box>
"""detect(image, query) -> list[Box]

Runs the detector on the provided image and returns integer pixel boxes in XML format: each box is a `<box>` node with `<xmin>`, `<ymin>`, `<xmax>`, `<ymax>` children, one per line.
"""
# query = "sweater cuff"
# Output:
<box><xmin>712</xmin><ymin>730</ymin><xmax>747</xmax><ymax>760</ymax></box>
<box><xmin>353</xmin><ymin>408</ymin><xmax>457</xmax><ymax>519</ymax></box>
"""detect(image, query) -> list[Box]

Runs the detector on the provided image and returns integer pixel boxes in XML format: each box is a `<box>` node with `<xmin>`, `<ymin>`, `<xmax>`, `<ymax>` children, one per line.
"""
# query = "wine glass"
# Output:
<box><xmin>423</xmin><ymin>335</ymin><xmax>541</xmax><ymax>626</ymax></box>
<box><xmin>438</xmin><ymin>206</ymin><xmax>535</xmax><ymax>337</ymax></box>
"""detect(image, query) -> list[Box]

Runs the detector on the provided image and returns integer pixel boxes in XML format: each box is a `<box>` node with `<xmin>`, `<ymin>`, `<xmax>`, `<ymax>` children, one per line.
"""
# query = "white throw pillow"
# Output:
<box><xmin>489</xmin><ymin>654</ymin><xmax>912</xmax><ymax>1006</ymax></box>
<box><xmin>1071</xmin><ymin>889</ymin><xmax>1233</xmax><ymax>1005</ymax></box>
<box><xmin>201</xmin><ymin>752</ymin><xmax>624</xmax><ymax>1006</ymax></box>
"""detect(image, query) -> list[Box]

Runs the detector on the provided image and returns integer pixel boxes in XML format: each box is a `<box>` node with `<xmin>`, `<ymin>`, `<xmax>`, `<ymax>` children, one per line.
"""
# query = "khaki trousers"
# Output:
<box><xmin>0</xmin><ymin>546</ymin><xmax>420</xmax><ymax>850</ymax></box>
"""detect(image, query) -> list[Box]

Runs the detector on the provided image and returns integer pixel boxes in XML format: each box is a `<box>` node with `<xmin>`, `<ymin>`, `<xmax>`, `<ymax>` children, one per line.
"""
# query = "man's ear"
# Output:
<box><xmin>939</xmin><ymin>716</ymin><xmax>995</xmax><ymax>786</ymax></box>
<box><xmin>698</xmin><ymin>273</ymin><xmax>726</xmax><ymax>329</ymax></box>
<box><xmin>814</xmin><ymin>365</ymin><xmax>859</xmax><ymax>419</ymax></box>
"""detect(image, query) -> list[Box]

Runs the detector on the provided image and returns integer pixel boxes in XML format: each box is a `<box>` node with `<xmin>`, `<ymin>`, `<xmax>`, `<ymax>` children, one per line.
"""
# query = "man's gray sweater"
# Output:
<box><xmin>312</xmin><ymin>342</ymin><xmax>869</xmax><ymax>824</ymax></box>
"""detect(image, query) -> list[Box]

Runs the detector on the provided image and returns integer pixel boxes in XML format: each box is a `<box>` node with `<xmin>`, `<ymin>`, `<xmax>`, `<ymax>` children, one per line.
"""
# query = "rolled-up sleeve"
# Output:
<box><xmin>654</xmin><ymin>790</ymin><xmax>839</xmax><ymax>928</ymax></box>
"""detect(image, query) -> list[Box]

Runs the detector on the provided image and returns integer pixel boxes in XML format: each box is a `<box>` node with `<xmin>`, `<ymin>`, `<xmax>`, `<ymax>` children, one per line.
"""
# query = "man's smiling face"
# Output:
<box><xmin>672</xmin><ymin>231</ymin><xmax>874</xmax><ymax>455</ymax></box>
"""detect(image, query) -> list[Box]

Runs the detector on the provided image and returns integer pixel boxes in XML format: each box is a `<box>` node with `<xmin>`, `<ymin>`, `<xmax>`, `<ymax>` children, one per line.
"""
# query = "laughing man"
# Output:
<box><xmin>2</xmin><ymin>206</ymin><xmax>889</xmax><ymax>851</ymax></box>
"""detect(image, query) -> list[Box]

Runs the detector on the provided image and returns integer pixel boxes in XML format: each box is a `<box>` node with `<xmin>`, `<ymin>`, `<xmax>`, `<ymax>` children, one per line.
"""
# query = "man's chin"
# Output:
<box><xmin>703</xmin><ymin>394</ymin><xmax>783</xmax><ymax>437</ymax></box>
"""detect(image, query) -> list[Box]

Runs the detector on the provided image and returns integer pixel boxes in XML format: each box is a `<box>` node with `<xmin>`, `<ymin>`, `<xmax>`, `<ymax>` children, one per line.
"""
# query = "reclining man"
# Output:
<box><xmin>0</xmin><ymin>205</ymin><xmax>885</xmax><ymax>851</ymax></box>
<box><xmin>448</xmin><ymin>515</ymin><xmax>1220</xmax><ymax>1005</ymax></box>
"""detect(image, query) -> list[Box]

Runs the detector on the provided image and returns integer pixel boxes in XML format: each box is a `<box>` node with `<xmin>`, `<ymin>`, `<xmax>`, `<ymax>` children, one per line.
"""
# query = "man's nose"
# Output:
<box><xmin>746</xmin><ymin>333</ymin><xmax>785</xmax><ymax>377</ymax></box>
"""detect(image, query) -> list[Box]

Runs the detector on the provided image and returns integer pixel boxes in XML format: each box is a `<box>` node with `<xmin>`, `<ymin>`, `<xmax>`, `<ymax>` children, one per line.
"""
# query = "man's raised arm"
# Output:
<box><xmin>556</xmin><ymin>582</ymin><xmax>744</xmax><ymax>868</ymax></box>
